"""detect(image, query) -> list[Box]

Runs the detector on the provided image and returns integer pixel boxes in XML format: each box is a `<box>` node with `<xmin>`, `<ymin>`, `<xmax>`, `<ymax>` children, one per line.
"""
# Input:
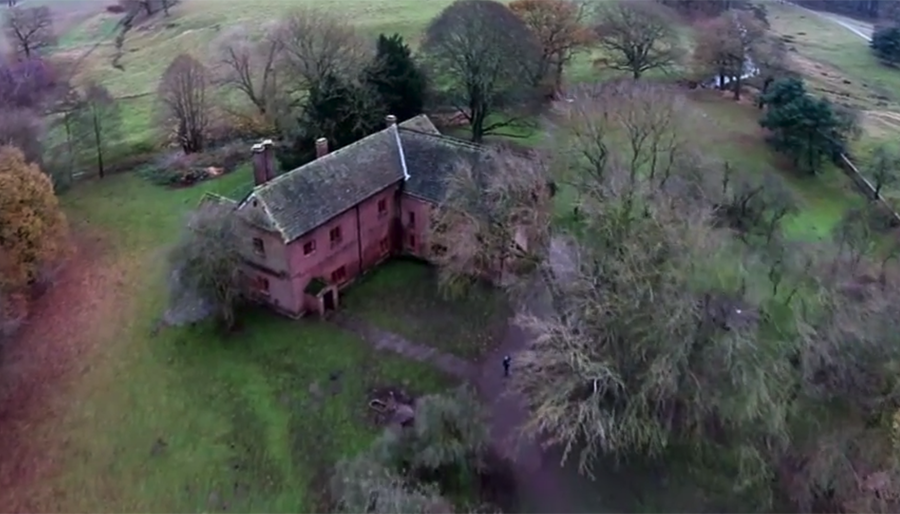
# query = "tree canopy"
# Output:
<box><xmin>363</xmin><ymin>33</ymin><xmax>427</xmax><ymax>123</ymax></box>
<box><xmin>759</xmin><ymin>77</ymin><xmax>857</xmax><ymax>174</ymax></box>
<box><xmin>0</xmin><ymin>146</ymin><xmax>68</xmax><ymax>294</ymax></box>
<box><xmin>422</xmin><ymin>0</ymin><xmax>543</xmax><ymax>142</ymax></box>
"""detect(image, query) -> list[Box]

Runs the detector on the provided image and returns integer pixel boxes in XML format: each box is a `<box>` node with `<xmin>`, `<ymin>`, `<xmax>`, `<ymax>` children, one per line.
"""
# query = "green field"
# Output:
<box><xmin>1</xmin><ymin>0</ymin><xmax>884</xmax><ymax>511</ymax></box>
<box><xmin>1</xmin><ymin>166</ymin><xmax>452</xmax><ymax>512</ymax></box>
<box><xmin>765</xmin><ymin>1</ymin><xmax>900</xmax><ymax>163</ymax></box>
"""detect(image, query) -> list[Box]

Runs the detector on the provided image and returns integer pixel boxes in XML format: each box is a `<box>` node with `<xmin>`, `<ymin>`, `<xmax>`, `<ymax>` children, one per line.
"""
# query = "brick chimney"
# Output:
<box><xmin>386</xmin><ymin>114</ymin><xmax>397</xmax><ymax>126</ymax></box>
<box><xmin>315</xmin><ymin>137</ymin><xmax>329</xmax><ymax>158</ymax></box>
<box><xmin>251</xmin><ymin>139</ymin><xmax>275</xmax><ymax>186</ymax></box>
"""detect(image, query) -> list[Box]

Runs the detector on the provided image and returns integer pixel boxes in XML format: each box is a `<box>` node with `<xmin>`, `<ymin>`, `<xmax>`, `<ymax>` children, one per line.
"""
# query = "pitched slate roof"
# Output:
<box><xmin>238</xmin><ymin>116</ymin><xmax>504</xmax><ymax>243</ymax></box>
<box><xmin>399</xmin><ymin>129</ymin><xmax>488</xmax><ymax>204</ymax></box>
<box><xmin>399</xmin><ymin>114</ymin><xmax>440</xmax><ymax>135</ymax></box>
<box><xmin>239</xmin><ymin>124</ymin><xmax>406</xmax><ymax>242</ymax></box>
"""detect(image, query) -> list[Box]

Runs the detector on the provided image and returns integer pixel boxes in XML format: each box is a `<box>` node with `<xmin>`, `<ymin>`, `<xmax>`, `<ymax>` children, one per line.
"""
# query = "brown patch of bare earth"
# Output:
<box><xmin>0</xmin><ymin>232</ymin><xmax>127</xmax><ymax>512</ymax></box>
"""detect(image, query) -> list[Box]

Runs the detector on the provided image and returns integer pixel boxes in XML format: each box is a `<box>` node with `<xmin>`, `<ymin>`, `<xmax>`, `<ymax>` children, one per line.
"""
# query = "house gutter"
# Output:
<box><xmin>392</xmin><ymin>126</ymin><xmax>410</xmax><ymax>181</ymax></box>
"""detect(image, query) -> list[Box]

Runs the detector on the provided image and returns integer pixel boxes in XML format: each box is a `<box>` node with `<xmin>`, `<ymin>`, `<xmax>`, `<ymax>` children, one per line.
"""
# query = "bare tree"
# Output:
<box><xmin>429</xmin><ymin>148</ymin><xmax>553</xmax><ymax>297</ymax></box>
<box><xmin>167</xmin><ymin>202</ymin><xmax>244</xmax><ymax>331</ymax></box>
<box><xmin>159</xmin><ymin>54</ymin><xmax>210</xmax><ymax>154</ymax></box>
<box><xmin>73</xmin><ymin>83</ymin><xmax>122</xmax><ymax>179</ymax></box>
<box><xmin>275</xmin><ymin>8</ymin><xmax>370</xmax><ymax>94</ymax></box>
<box><xmin>594</xmin><ymin>1</ymin><xmax>680</xmax><ymax>80</ymax></box>
<box><xmin>865</xmin><ymin>143</ymin><xmax>900</xmax><ymax>197</ymax></box>
<box><xmin>509</xmin><ymin>0</ymin><xmax>595</xmax><ymax>95</ymax></box>
<box><xmin>214</xmin><ymin>26</ymin><xmax>283</xmax><ymax>116</ymax></box>
<box><xmin>4</xmin><ymin>6</ymin><xmax>56</xmax><ymax>59</ymax></box>
<box><xmin>554</xmin><ymin>80</ymin><xmax>697</xmax><ymax>197</ymax></box>
<box><xmin>693</xmin><ymin>10</ymin><xmax>766</xmax><ymax>100</ymax></box>
<box><xmin>422</xmin><ymin>0</ymin><xmax>543</xmax><ymax>143</ymax></box>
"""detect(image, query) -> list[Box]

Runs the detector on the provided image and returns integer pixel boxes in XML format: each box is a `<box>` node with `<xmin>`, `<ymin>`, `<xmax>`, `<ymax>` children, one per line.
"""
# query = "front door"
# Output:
<box><xmin>322</xmin><ymin>290</ymin><xmax>336</xmax><ymax>312</ymax></box>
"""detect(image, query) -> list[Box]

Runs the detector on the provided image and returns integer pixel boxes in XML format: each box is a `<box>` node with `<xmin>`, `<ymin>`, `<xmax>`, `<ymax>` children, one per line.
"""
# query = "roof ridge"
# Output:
<box><xmin>253</xmin><ymin>125</ymin><xmax>399</xmax><ymax>192</ymax></box>
<box><xmin>398</xmin><ymin>127</ymin><xmax>486</xmax><ymax>150</ymax></box>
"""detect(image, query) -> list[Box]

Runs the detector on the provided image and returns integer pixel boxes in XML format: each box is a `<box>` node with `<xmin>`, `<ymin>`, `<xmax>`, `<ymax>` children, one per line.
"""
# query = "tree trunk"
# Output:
<box><xmin>733</xmin><ymin>74</ymin><xmax>742</xmax><ymax>101</ymax></box>
<box><xmin>92</xmin><ymin>109</ymin><xmax>105</xmax><ymax>178</ymax></box>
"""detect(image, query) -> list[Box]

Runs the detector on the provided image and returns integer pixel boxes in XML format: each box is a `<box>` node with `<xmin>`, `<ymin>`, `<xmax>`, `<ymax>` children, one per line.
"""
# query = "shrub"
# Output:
<box><xmin>871</xmin><ymin>25</ymin><xmax>900</xmax><ymax>66</ymax></box>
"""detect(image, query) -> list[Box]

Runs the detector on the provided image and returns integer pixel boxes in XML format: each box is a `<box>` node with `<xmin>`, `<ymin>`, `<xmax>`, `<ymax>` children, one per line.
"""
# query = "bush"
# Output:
<box><xmin>138</xmin><ymin>142</ymin><xmax>249</xmax><ymax>187</ymax></box>
<box><xmin>871</xmin><ymin>25</ymin><xmax>900</xmax><ymax>66</ymax></box>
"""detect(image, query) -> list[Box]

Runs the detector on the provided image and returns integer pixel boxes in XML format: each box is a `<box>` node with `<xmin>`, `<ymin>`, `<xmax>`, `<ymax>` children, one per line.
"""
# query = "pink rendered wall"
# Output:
<box><xmin>400</xmin><ymin>195</ymin><xmax>434</xmax><ymax>259</ymax></box>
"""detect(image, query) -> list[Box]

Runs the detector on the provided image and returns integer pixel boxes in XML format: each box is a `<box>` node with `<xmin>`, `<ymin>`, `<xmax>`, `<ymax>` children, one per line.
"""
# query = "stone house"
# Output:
<box><xmin>233</xmin><ymin>114</ymin><xmax>502</xmax><ymax>317</ymax></box>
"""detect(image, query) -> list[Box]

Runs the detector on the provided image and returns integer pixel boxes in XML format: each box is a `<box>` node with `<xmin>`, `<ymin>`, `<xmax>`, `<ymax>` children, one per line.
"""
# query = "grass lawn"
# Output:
<box><xmin>551</xmin><ymin>89</ymin><xmax>860</xmax><ymax>240</ymax></box>
<box><xmin>765</xmin><ymin>1</ymin><xmax>900</xmax><ymax>166</ymax></box>
<box><xmin>341</xmin><ymin>260</ymin><xmax>511</xmax><ymax>361</ymax></box>
<box><xmin>11</xmin><ymin>170</ymin><xmax>454</xmax><ymax>512</ymax></box>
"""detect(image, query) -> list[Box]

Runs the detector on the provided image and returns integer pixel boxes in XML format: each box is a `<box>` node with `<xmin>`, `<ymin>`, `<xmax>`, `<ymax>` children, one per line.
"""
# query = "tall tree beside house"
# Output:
<box><xmin>429</xmin><ymin>148</ymin><xmax>552</xmax><ymax>298</ymax></box>
<box><xmin>277</xmin><ymin>72</ymin><xmax>384</xmax><ymax>170</ymax></box>
<box><xmin>509</xmin><ymin>0</ymin><xmax>594</xmax><ymax>95</ymax></box>
<box><xmin>0</xmin><ymin>146</ymin><xmax>69</xmax><ymax>295</ymax></box>
<box><xmin>363</xmin><ymin>33</ymin><xmax>427</xmax><ymax>123</ymax></box>
<box><xmin>759</xmin><ymin>77</ymin><xmax>856</xmax><ymax>175</ymax></box>
<box><xmin>167</xmin><ymin>201</ymin><xmax>244</xmax><ymax>331</ymax></box>
<box><xmin>72</xmin><ymin>83</ymin><xmax>122</xmax><ymax>179</ymax></box>
<box><xmin>421</xmin><ymin>0</ymin><xmax>543</xmax><ymax>143</ymax></box>
<box><xmin>158</xmin><ymin>54</ymin><xmax>211</xmax><ymax>154</ymax></box>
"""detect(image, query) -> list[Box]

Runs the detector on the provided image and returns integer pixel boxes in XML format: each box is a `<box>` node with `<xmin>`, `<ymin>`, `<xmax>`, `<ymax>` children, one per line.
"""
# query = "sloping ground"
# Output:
<box><xmin>0</xmin><ymin>232</ymin><xmax>130</xmax><ymax>512</ymax></box>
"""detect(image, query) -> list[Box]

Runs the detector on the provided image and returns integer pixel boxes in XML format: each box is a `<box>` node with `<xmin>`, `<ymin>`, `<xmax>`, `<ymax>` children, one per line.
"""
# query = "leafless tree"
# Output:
<box><xmin>167</xmin><ymin>201</ymin><xmax>245</xmax><ymax>331</ymax></box>
<box><xmin>73</xmin><ymin>82</ymin><xmax>122</xmax><ymax>179</ymax></box>
<box><xmin>593</xmin><ymin>1</ymin><xmax>681</xmax><ymax>80</ymax></box>
<box><xmin>429</xmin><ymin>148</ymin><xmax>553</xmax><ymax>297</ymax></box>
<box><xmin>158</xmin><ymin>54</ymin><xmax>210</xmax><ymax>154</ymax></box>
<box><xmin>214</xmin><ymin>26</ymin><xmax>283</xmax><ymax>116</ymax></box>
<box><xmin>865</xmin><ymin>143</ymin><xmax>900</xmax><ymax>197</ymax></box>
<box><xmin>4</xmin><ymin>6</ymin><xmax>56</xmax><ymax>59</ymax></box>
<box><xmin>422</xmin><ymin>0</ymin><xmax>543</xmax><ymax>143</ymax></box>
<box><xmin>274</xmin><ymin>8</ymin><xmax>370</xmax><ymax>94</ymax></box>
<box><xmin>693</xmin><ymin>10</ymin><xmax>766</xmax><ymax>100</ymax></box>
<box><xmin>554</xmin><ymin>80</ymin><xmax>699</xmax><ymax>199</ymax></box>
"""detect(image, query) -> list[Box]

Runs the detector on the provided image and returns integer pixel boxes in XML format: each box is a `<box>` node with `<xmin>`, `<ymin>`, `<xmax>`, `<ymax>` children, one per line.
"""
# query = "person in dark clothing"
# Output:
<box><xmin>502</xmin><ymin>355</ymin><xmax>511</xmax><ymax>377</ymax></box>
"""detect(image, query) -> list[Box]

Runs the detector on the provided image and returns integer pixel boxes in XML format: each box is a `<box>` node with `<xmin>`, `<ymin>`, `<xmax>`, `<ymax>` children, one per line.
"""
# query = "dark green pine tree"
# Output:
<box><xmin>759</xmin><ymin>78</ymin><xmax>848</xmax><ymax>175</ymax></box>
<box><xmin>277</xmin><ymin>73</ymin><xmax>385</xmax><ymax>170</ymax></box>
<box><xmin>871</xmin><ymin>25</ymin><xmax>900</xmax><ymax>66</ymax></box>
<box><xmin>364</xmin><ymin>33</ymin><xmax>427</xmax><ymax>122</ymax></box>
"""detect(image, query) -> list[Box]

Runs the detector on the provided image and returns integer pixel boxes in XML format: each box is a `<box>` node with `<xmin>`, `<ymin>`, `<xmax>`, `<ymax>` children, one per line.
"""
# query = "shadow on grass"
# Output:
<box><xmin>340</xmin><ymin>259</ymin><xmax>511</xmax><ymax>361</ymax></box>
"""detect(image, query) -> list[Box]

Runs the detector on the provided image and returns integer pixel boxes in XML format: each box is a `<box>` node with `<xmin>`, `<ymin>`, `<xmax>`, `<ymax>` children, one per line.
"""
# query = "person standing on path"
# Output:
<box><xmin>502</xmin><ymin>355</ymin><xmax>511</xmax><ymax>377</ymax></box>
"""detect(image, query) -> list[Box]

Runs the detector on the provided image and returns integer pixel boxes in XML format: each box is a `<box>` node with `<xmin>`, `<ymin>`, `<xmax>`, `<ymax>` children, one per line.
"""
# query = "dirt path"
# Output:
<box><xmin>787</xmin><ymin>2</ymin><xmax>873</xmax><ymax>41</ymax></box>
<box><xmin>0</xmin><ymin>234</ymin><xmax>123</xmax><ymax>512</ymax></box>
<box><xmin>334</xmin><ymin>236</ymin><xmax>580</xmax><ymax>512</ymax></box>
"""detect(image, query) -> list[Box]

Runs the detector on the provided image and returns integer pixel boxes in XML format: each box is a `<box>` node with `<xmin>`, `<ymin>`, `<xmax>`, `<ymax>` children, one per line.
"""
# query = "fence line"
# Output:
<box><xmin>835</xmin><ymin>153</ymin><xmax>900</xmax><ymax>225</ymax></box>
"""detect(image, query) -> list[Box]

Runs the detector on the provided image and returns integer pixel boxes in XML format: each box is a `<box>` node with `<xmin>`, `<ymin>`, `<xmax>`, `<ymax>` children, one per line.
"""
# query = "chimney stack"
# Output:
<box><xmin>315</xmin><ymin>137</ymin><xmax>329</xmax><ymax>159</ymax></box>
<box><xmin>251</xmin><ymin>139</ymin><xmax>276</xmax><ymax>186</ymax></box>
<box><xmin>386</xmin><ymin>114</ymin><xmax>397</xmax><ymax>126</ymax></box>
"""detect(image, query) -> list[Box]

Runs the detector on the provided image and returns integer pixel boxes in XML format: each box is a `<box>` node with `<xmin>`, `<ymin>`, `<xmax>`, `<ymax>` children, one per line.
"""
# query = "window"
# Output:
<box><xmin>408</xmin><ymin>234</ymin><xmax>417</xmax><ymax>249</ymax></box>
<box><xmin>254</xmin><ymin>276</ymin><xmax>270</xmax><ymax>295</ymax></box>
<box><xmin>377</xmin><ymin>198</ymin><xmax>387</xmax><ymax>217</ymax></box>
<box><xmin>303</xmin><ymin>240</ymin><xmax>316</xmax><ymax>256</ymax></box>
<box><xmin>330</xmin><ymin>226</ymin><xmax>343</xmax><ymax>246</ymax></box>
<box><xmin>379</xmin><ymin>237</ymin><xmax>389</xmax><ymax>254</ymax></box>
<box><xmin>331</xmin><ymin>266</ymin><xmax>347</xmax><ymax>283</ymax></box>
<box><xmin>252</xmin><ymin>237</ymin><xmax>265</xmax><ymax>256</ymax></box>
<box><xmin>407</xmin><ymin>211</ymin><xmax>416</xmax><ymax>227</ymax></box>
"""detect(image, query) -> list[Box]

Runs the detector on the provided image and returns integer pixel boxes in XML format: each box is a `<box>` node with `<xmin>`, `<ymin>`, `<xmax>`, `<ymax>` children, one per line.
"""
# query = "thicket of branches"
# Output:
<box><xmin>422</xmin><ymin>80</ymin><xmax>900</xmax><ymax>511</ymax></box>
